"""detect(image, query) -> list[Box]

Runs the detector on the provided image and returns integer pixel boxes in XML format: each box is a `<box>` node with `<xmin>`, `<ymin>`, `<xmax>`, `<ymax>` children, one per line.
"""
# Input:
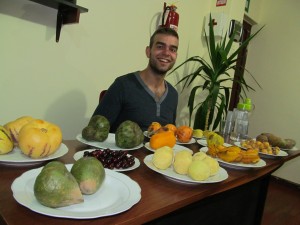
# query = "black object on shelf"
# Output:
<box><xmin>29</xmin><ymin>0</ymin><xmax>88</xmax><ymax>42</ymax></box>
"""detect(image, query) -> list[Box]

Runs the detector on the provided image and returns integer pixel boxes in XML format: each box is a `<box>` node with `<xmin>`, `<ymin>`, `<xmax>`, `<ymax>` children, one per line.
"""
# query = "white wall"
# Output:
<box><xmin>1</xmin><ymin>0</ymin><xmax>247</xmax><ymax>139</ymax></box>
<box><xmin>245</xmin><ymin>0</ymin><xmax>261</xmax><ymax>23</ymax></box>
<box><xmin>246</xmin><ymin>0</ymin><xmax>300</xmax><ymax>151</ymax></box>
<box><xmin>245</xmin><ymin>0</ymin><xmax>300</xmax><ymax>184</ymax></box>
<box><xmin>0</xmin><ymin>0</ymin><xmax>207</xmax><ymax>139</ymax></box>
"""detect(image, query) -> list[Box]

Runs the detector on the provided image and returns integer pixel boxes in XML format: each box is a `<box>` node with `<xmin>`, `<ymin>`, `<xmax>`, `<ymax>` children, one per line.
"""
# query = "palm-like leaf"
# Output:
<box><xmin>169</xmin><ymin>14</ymin><xmax>263</xmax><ymax>131</ymax></box>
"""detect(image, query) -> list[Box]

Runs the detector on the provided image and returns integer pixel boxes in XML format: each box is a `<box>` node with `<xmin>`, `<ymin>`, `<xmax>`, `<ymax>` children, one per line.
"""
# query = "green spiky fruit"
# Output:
<box><xmin>115</xmin><ymin>120</ymin><xmax>144</xmax><ymax>148</ymax></box>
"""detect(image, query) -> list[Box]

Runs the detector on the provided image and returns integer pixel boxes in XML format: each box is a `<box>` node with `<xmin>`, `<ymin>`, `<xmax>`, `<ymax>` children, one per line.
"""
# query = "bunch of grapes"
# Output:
<box><xmin>83</xmin><ymin>149</ymin><xmax>135</xmax><ymax>169</ymax></box>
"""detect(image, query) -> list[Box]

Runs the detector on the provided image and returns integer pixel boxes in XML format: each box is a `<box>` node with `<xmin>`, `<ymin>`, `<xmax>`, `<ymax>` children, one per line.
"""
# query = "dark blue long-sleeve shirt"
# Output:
<box><xmin>93</xmin><ymin>72</ymin><xmax>178</xmax><ymax>133</ymax></box>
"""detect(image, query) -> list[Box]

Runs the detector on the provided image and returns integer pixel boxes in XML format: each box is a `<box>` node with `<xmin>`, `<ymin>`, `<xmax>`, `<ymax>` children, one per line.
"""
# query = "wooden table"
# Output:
<box><xmin>0</xmin><ymin>140</ymin><xmax>299</xmax><ymax>225</ymax></box>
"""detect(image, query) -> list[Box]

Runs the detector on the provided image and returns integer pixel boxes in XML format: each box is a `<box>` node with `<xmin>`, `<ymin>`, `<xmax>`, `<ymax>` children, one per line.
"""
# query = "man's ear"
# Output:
<box><xmin>145</xmin><ymin>46</ymin><xmax>150</xmax><ymax>58</ymax></box>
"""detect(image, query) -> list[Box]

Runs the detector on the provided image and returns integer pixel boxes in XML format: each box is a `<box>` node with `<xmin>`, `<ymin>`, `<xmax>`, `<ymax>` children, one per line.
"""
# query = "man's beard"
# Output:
<box><xmin>149</xmin><ymin>57</ymin><xmax>175</xmax><ymax>76</ymax></box>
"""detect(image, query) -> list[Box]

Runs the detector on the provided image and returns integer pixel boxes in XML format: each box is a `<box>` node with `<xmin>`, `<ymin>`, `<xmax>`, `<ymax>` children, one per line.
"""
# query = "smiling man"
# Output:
<box><xmin>92</xmin><ymin>27</ymin><xmax>179</xmax><ymax>132</ymax></box>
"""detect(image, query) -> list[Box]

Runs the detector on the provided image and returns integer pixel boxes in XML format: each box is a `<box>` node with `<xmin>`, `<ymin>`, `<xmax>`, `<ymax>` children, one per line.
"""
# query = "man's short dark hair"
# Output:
<box><xmin>149</xmin><ymin>27</ymin><xmax>179</xmax><ymax>48</ymax></box>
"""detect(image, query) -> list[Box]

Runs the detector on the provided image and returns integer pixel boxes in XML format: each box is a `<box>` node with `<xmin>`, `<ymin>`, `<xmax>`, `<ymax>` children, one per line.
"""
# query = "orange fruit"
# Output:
<box><xmin>164</xmin><ymin>124</ymin><xmax>177</xmax><ymax>135</ymax></box>
<box><xmin>147</xmin><ymin>122</ymin><xmax>161</xmax><ymax>133</ymax></box>
<box><xmin>176</xmin><ymin>125</ymin><xmax>193</xmax><ymax>143</ymax></box>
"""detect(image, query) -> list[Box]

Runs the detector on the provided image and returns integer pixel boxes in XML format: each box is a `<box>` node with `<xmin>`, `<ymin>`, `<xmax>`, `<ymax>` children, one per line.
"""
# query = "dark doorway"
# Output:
<box><xmin>229</xmin><ymin>20</ymin><xmax>252</xmax><ymax>111</ymax></box>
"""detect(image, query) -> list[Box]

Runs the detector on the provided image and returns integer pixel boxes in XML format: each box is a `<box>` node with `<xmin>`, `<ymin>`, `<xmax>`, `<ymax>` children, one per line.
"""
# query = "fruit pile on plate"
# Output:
<box><xmin>241</xmin><ymin>139</ymin><xmax>280</xmax><ymax>155</ymax></box>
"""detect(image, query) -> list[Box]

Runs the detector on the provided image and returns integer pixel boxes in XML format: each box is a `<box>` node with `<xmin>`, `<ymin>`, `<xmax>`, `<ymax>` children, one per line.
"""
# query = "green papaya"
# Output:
<box><xmin>115</xmin><ymin>120</ymin><xmax>144</xmax><ymax>148</ymax></box>
<box><xmin>34</xmin><ymin>161</ymin><xmax>83</xmax><ymax>208</ymax></box>
<box><xmin>41</xmin><ymin>161</ymin><xmax>69</xmax><ymax>172</ymax></box>
<box><xmin>71</xmin><ymin>157</ymin><xmax>105</xmax><ymax>195</ymax></box>
<box><xmin>82</xmin><ymin>115</ymin><xmax>110</xmax><ymax>142</ymax></box>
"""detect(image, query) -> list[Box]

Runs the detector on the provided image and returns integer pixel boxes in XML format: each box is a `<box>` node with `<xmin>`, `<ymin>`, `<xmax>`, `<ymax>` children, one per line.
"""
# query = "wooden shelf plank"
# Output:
<box><xmin>29</xmin><ymin>0</ymin><xmax>88</xmax><ymax>13</ymax></box>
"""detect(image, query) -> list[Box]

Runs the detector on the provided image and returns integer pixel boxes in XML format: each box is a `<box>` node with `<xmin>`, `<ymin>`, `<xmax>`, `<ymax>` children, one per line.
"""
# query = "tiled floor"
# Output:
<box><xmin>261</xmin><ymin>176</ymin><xmax>300</xmax><ymax>225</ymax></box>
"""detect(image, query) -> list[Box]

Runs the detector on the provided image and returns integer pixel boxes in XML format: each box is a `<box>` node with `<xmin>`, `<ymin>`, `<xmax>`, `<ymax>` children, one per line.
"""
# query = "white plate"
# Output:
<box><xmin>76</xmin><ymin>133</ymin><xmax>143</xmax><ymax>151</ymax></box>
<box><xmin>278</xmin><ymin>146</ymin><xmax>298</xmax><ymax>151</ymax></box>
<box><xmin>176</xmin><ymin>138</ymin><xmax>196</xmax><ymax>145</ymax></box>
<box><xmin>197</xmin><ymin>139</ymin><xmax>207</xmax><ymax>146</ymax></box>
<box><xmin>143</xmin><ymin>154</ymin><xmax>228</xmax><ymax>184</ymax></box>
<box><xmin>73</xmin><ymin>149</ymin><xmax>140</xmax><ymax>172</ymax></box>
<box><xmin>143</xmin><ymin>131</ymin><xmax>151</xmax><ymax>138</ymax></box>
<box><xmin>236</xmin><ymin>139</ymin><xmax>298</xmax><ymax>151</ymax></box>
<box><xmin>199</xmin><ymin>147</ymin><xmax>266</xmax><ymax>169</ymax></box>
<box><xmin>281</xmin><ymin>146</ymin><xmax>299</xmax><ymax>151</ymax></box>
<box><xmin>11</xmin><ymin>164</ymin><xmax>141</xmax><ymax>219</ymax></box>
<box><xmin>216</xmin><ymin>158</ymin><xmax>266</xmax><ymax>169</ymax></box>
<box><xmin>144</xmin><ymin>142</ymin><xmax>193</xmax><ymax>154</ymax></box>
<box><xmin>259</xmin><ymin>150</ymin><xmax>288</xmax><ymax>158</ymax></box>
<box><xmin>234</xmin><ymin>141</ymin><xmax>288</xmax><ymax>158</ymax></box>
<box><xmin>233</xmin><ymin>141</ymin><xmax>247</xmax><ymax>149</ymax></box>
<box><xmin>193</xmin><ymin>136</ymin><xmax>205</xmax><ymax>140</ymax></box>
<box><xmin>0</xmin><ymin>144</ymin><xmax>68</xmax><ymax>166</ymax></box>
<box><xmin>197</xmin><ymin>139</ymin><xmax>232</xmax><ymax>147</ymax></box>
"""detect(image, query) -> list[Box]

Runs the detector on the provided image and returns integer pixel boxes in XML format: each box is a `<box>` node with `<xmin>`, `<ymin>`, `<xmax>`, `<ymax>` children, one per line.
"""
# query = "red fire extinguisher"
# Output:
<box><xmin>160</xmin><ymin>2</ymin><xmax>179</xmax><ymax>31</ymax></box>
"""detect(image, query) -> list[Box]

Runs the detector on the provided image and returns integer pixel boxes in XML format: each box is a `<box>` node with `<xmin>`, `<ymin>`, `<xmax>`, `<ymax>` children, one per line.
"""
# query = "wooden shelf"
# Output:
<box><xmin>29</xmin><ymin>0</ymin><xmax>88</xmax><ymax>42</ymax></box>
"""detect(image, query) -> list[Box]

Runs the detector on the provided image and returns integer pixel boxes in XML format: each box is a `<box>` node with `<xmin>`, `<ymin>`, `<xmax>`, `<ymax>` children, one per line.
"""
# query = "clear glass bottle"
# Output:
<box><xmin>230</xmin><ymin>98</ymin><xmax>253</xmax><ymax>142</ymax></box>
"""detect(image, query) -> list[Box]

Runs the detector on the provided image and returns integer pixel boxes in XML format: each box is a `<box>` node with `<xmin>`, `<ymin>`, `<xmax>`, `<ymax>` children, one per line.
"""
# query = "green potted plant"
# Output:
<box><xmin>170</xmin><ymin>15</ymin><xmax>263</xmax><ymax>131</ymax></box>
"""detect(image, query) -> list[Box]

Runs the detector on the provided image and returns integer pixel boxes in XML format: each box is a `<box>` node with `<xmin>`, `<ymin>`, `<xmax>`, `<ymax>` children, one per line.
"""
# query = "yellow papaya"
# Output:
<box><xmin>150</xmin><ymin>131</ymin><xmax>176</xmax><ymax>150</ymax></box>
<box><xmin>0</xmin><ymin>126</ymin><xmax>14</xmax><ymax>154</ymax></box>
<box><xmin>4</xmin><ymin>116</ymin><xmax>35</xmax><ymax>144</ymax></box>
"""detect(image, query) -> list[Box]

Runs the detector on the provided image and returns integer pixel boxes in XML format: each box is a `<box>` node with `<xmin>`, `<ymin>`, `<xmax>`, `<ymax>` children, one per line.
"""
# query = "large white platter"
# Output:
<box><xmin>234</xmin><ymin>141</ymin><xmax>288</xmax><ymax>158</ymax></box>
<box><xmin>11</xmin><ymin>164</ymin><xmax>141</xmax><ymax>219</ymax></box>
<box><xmin>199</xmin><ymin>147</ymin><xmax>266</xmax><ymax>169</ymax></box>
<box><xmin>76</xmin><ymin>133</ymin><xmax>143</xmax><ymax>151</ymax></box>
<box><xmin>73</xmin><ymin>149</ymin><xmax>141</xmax><ymax>172</ymax></box>
<box><xmin>143</xmin><ymin>154</ymin><xmax>228</xmax><ymax>184</ymax></box>
<box><xmin>144</xmin><ymin>142</ymin><xmax>193</xmax><ymax>154</ymax></box>
<box><xmin>0</xmin><ymin>144</ymin><xmax>68</xmax><ymax>166</ymax></box>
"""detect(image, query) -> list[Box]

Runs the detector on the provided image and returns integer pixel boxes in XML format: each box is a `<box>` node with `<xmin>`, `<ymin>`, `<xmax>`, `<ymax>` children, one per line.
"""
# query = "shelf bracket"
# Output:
<box><xmin>56</xmin><ymin>5</ymin><xmax>80</xmax><ymax>42</ymax></box>
<box><xmin>28</xmin><ymin>0</ymin><xmax>88</xmax><ymax>43</ymax></box>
